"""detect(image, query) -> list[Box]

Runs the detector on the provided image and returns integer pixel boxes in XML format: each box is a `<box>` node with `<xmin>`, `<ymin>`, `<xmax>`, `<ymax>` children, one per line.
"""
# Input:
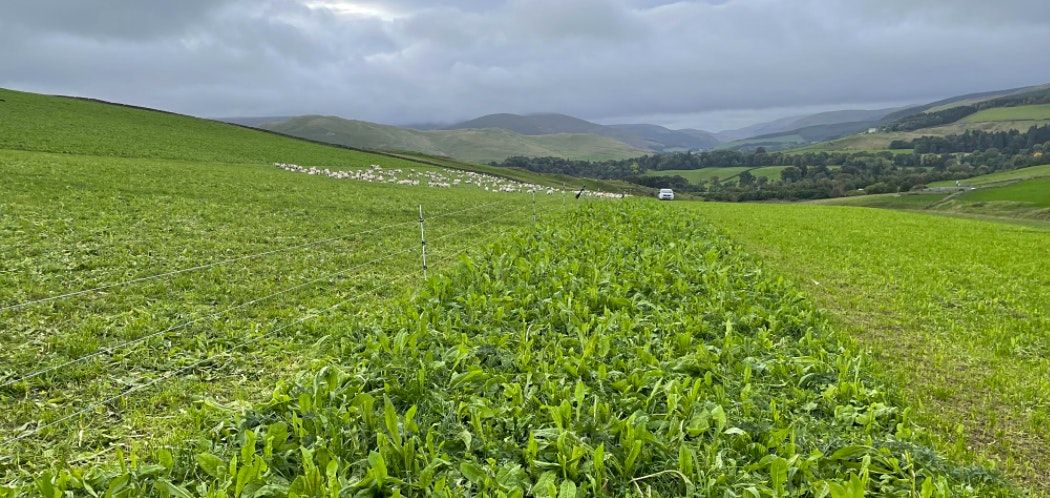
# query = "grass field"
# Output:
<box><xmin>962</xmin><ymin>104</ymin><xmax>1050</xmax><ymax>123</ymax></box>
<box><xmin>646</xmin><ymin>167</ymin><xmax>751</xmax><ymax>183</ymax></box>
<box><xmin>748</xmin><ymin>165</ymin><xmax>789</xmax><ymax>180</ymax></box>
<box><xmin>810</xmin><ymin>192</ymin><xmax>950</xmax><ymax>209</ymax></box>
<box><xmin>959</xmin><ymin>177</ymin><xmax>1050</xmax><ymax>207</ymax></box>
<box><xmin>825</xmin><ymin>165</ymin><xmax>1050</xmax><ymax>221</ymax></box>
<box><xmin>929</xmin><ymin>164</ymin><xmax>1050</xmax><ymax>187</ymax></box>
<box><xmin>264</xmin><ymin>115</ymin><xmax>646</xmax><ymax>164</ymax></box>
<box><xmin>809</xmin><ymin>120</ymin><xmax>1050</xmax><ymax>151</ymax></box>
<box><xmin>690</xmin><ymin>203</ymin><xmax>1050</xmax><ymax>492</ymax></box>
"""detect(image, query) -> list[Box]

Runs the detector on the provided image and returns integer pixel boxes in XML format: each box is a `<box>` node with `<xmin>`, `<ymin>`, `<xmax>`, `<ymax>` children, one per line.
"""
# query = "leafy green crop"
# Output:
<box><xmin>3</xmin><ymin>202</ymin><xmax>1015</xmax><ymax>496</ymax></box>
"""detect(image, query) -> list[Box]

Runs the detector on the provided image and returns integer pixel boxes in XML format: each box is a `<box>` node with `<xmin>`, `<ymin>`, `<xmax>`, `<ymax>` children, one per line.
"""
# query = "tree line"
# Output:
<box><xmin>492</xmin><ymin>125</ymin><xmax>1050</xmax><ymax>201</ymax></box>
<box><xmin>884</xmin><ymin>88</ymin><xmax>1050</xmax><ymax>132</ymax></box>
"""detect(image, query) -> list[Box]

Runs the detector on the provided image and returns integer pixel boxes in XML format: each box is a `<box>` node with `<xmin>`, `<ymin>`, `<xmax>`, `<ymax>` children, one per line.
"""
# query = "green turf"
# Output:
<box><xmin>690</xmin><ymin>202</ymin><xmax>1050</xmax><ymax>492</ymax></box>
<box><xmin>959</xmin><ymin>177</ymin><xmax>1050</xmax><ymax>207</ymax></box>
<box><xmin>962</xmin><ymin>104</ymin><xmax>1050</xmax><ymax>123</ymax></box>
<box><xmin>929</xmin><ymin>164</ymin><xmax>1050</xmax><ymax>187</ymax></box>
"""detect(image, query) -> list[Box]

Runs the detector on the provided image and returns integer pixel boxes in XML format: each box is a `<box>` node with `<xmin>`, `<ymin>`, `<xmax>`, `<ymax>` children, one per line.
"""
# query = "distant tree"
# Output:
<box><xmin>737</xmin><ymin>170</ymin><xmax>755</xmax><ymax>186</ymax></box>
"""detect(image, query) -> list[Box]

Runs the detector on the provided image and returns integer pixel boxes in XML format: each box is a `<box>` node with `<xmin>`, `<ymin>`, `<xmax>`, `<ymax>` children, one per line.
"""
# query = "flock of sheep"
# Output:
<box><xmin>273</xmin><ymin>163</ymin><xmax>624</xmax><ymax>198</ymax></box>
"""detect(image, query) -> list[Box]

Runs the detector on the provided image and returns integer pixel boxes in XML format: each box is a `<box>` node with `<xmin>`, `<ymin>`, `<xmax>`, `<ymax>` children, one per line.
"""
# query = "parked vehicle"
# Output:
<box><xmin>657</xmin><ymin>188</ymin><xmax>675</xmax><ymax>200</ymax></box>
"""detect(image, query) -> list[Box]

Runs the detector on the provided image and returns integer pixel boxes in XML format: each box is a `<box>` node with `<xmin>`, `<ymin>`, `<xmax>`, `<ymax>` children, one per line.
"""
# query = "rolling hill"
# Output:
<box><xmin>714</xmin><ymin>107</ymin><xmax>901</xmax><ymax>142</ymax></box>
<box><xmin>257</xmin><ymin>115</ymin><xmax>645</xmax><ymax>164</ymax></box>
<box><xmin>442</xmin><ymin>112</ymin><xmax>720</xmax><ymax>151</ymax></box>
<box><xmin>717</xmin><ymin>83</ymin><xmax>1050</xmax><ymax>151</ymax></box>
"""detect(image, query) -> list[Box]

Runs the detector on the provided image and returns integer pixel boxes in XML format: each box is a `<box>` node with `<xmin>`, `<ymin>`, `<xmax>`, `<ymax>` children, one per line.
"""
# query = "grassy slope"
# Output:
<box><xmin>427</xmin><ymin>128</ymin><xmax>644</xmax><ymax>163</ymax></box>
<box><xmin>0</xmin><ymin>89</ymin><xmax>427</xmax><ymax>169</ymax></box>
<box><xmin>959</xmin><ymin>177</ymin><xmax>1050</xmax><ymax>207</ymax></box>
<box><xmin>262</xmin><ymin>115</ymin><xmax>645</xmax><ymax>164</ymax></box>
<box><xmin>929</xmin><ymin>164</ymin><xmax>1050</xmax><ymax>187</ymax></box>
<box><xmin>0</xmin><ymin>89</ymin><xmax>568</xmax><ymax>474</ymax></box>
<box><xmin>822</xmin><ymin>165</ymin><xmax>1050</xmax><ymax>221</ymax></box>
<box><xmin>808</xmin><ymin>120</ymin><xmax>1050</xmax><ymax>152</ymax></box>
<box><xmin>690</xmin><ymin>202</ymin><xmax>1050</xmax><ymax>492</ymax></box>
<box><xmin>647</xmin><ymin>167</ymin><xmax>751</xmax><ymax>182</ymax></box>
<box><xmin>962</xmin><ymin>104</ymin><xmax>1050</xmax><ymax>123</ymax></box>
<box><xmin>809</xmin><ymin>192</ymin><xmax>951</xmax><ymax>210</ymax></box>
<box><xmin>748</xmin><ymin>165</ymin><xmax>789</xmax><ymax>180</ymax></box>
<box><xmin>646</xmin><ymin>166</ymin><xmax>789</xmax><ymax>185</ymax></box>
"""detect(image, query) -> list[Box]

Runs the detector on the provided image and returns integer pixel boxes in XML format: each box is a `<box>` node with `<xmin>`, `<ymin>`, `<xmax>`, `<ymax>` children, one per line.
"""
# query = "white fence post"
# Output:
<box><xmin>418</xmin><ymin>205</ymin><xmax>428</xmax><ymax>279</ymax></box>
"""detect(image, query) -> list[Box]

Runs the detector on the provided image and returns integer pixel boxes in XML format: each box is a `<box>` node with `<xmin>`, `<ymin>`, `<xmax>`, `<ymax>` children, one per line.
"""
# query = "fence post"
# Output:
<box><xmin>418</xmin><ymin>205</ymin><xmax>428</xmax><ymax>279</ymax></box>
<box><xmin>532</xmin><ymin>190</ymin><xmax>537</xmax><ymax>224</ymax></box>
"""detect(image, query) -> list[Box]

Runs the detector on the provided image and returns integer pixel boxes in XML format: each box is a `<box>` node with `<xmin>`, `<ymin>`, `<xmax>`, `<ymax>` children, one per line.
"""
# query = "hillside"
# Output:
<box><xmin>714</xmin><ymin>107</ymin><xmax>901</xmax><ymax>142</ymax></box>
<box><xmin>259</xmin><ymin>115</ymin><xmax>645</xmax><ymax>163</ymax></box>
<box><xmin>717</xmin><ymin>83</ymin><xmax>1050</xmax><ymax>152</ymax></box>
<box><xmin>815</xmin><ymin>163</ymin><xmax>1050</xmax><ymax>222</ymax></box>
<box><xmin>801</xmin><ymin>84</ymin><xmax>1050</xmax><ymax>152</ymax></box>
<box><xmin>0</xmin><ymin>88</ymin><xmax>426</xmax><ymax>168</ymax></box>
<box><xmin>0</xmin><ymin>88</ymin><xmax>634</xmax><ymax>194</ymax></box>
<box><xmin>444</xmin><ymin>112</ymin><xmax>720</xmax><ymax>151</ymax></box>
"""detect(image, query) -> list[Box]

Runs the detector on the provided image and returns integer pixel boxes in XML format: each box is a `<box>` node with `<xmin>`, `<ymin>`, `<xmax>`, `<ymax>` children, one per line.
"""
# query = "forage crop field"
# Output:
<box><xmin>690</xmin><ymin>202</ymin><xmax>1050</xmax><ymax>492</ymax></box>
<box><xmin>0</xmin><ymin>148</ymin><xmax>562</xmax><ymax>474</ymax></box>
<box><xmin>2</xmin><ymin>203</ymin><xmax>1017</xmax><ymax>496</ymax></box>
<box><xmin>0</xmin><ymin>88</ymin><xmax>575</xmax><ymax>486</ymax></box>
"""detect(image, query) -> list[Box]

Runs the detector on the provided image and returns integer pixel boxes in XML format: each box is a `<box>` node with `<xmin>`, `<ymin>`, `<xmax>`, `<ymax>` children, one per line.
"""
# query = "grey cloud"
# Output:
<box><xmin>1</xmin><ymin>0</ymin><xmax>1048</xmax><ymax>130</ymax></box>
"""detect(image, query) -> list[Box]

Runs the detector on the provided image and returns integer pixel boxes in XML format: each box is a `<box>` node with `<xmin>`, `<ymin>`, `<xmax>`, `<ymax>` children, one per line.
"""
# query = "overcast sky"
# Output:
<box><xmin>2</xmin><ymin>0</ymin><xmax>1049</xmax><ymax>131</ymax></box>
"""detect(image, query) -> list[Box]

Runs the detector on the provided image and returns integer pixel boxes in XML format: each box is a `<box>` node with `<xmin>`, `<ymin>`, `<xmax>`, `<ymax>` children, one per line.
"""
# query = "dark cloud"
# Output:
<box><xmin>1</xmin><ymin>0</ymin><xmax>1048</xmax><ymax>130</ymax></box>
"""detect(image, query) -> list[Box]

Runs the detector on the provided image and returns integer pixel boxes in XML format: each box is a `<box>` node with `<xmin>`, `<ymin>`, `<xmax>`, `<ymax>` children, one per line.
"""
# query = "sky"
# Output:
<box><xmin>2</xmin><ymin>0</ymin><xmax>1049</xmax><ymax>131</ymax></box>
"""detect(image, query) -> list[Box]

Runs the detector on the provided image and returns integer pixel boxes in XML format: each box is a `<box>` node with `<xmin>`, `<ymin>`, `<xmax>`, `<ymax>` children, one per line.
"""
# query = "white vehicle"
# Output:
<box><xmin>657</xmin><ymin>188</ymin><xmax>675</xmax><ymax>200</ymax></box>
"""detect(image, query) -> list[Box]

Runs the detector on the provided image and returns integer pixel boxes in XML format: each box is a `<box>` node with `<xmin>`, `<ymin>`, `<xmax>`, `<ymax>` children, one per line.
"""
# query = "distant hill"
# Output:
<box><xmin>717</xmin><ymin>83</ymin><xmax>1050</xmax><ymax>151</ymax></box>
<box><xmin>877</xmin><ymin>83</ymin><xmax>1050</xmax><ymax>125</ymax></box>
<box><xmin>806</xmin><ymin>83</ymin><xmax>1050</xmax><ymax>151</ymax></box>
<box><xmin>444</xmin><ymin>113</ymin><xmax>720</xmax><ymax>152</ymax></box>
<box><xmin>220</xmin><ymin>116</ymin><xmax>297</xmax><ymax>127</ymax></box>
<box><xmin>258</xmin><ymin>115</ymin><xmax>645</xmax><ymax>163</ymax></box>
<box><xmin>715</xmin><ymin>107</ymin><xmax>902</xmax><ymax>142</ymax></box>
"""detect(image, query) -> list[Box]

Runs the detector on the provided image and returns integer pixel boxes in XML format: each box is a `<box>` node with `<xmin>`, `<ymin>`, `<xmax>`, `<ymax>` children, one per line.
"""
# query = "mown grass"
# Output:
<box><xmin>0</xmin><ymin>148</ymin><xmax>564</xmax><ymax>475</ymax></box>
<box><xmin>689</xmin><ymin>202</ymin><xmax>1050</xmax><ymax>493</ymax></box>
<box><xmin>962</xmin><ymin>104</ymin><xmax>1050</xmax><ymax>123</ymax></box>
<box><xmin>1</xmin><ymin>202</ymin><xmax>1018</xmax><ymax>496</ymax></box>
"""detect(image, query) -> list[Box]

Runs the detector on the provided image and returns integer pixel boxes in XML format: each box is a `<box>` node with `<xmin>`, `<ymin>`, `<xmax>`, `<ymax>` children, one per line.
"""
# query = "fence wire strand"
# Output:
<box><xmin>1</xmin><ymin>208</ymin><xmax>535</xmax><ymax>447</ymax></box>
<box><xmin>0</xmin><ymin>201</ymin><xmax>508</xmax><ymax>314</ymax></box>
<box><xmin>0</xmin><ymin>202</ymin><xmax>527</xmax><ymax>390</ymax></box>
